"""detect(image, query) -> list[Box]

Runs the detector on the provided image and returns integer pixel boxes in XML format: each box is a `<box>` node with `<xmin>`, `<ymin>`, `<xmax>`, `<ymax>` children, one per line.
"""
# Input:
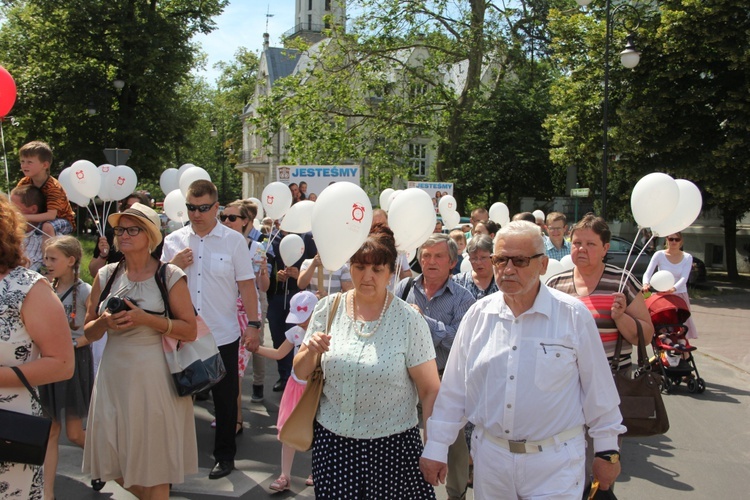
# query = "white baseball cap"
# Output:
<box><xmin>286</xmin><ymin>291</ymin><xmax>318</xmax><ymax>324</ymax></box>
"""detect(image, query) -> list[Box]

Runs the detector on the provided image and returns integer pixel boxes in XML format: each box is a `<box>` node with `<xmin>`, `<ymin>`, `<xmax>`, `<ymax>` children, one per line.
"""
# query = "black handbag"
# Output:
<box><xmin>612</xmin><ymin>321</ymin><xmax>669</xmax><ymax>437</ymax></box>
<box><xmin>0</xmin><ymin>366</ymin><xmax>53</xmax><ymax>466</ymax></box>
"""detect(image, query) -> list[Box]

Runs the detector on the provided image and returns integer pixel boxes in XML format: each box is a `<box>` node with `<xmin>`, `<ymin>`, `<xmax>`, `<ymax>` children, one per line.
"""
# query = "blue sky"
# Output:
<box><xmin>192</xmin><ymin>0</ymin><xmax>296</xmax><ymax>84</ymax></box>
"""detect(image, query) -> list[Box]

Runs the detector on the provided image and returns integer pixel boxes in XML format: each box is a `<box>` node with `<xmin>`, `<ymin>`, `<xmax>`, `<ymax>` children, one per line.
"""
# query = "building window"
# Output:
<box><xmin>309</xmin><ymin>0</ymin><xmax>313</xmax><ymax>10</ymax></box>
<box><xmin>325</xmin><ymin>0</ymin><xmax>331</xmax><ymax>10</ymax></box>
<box><xmin>410</xmin><ymin>82</ymin><xmax>428</xmax><ymax>99</ymax></box>
<box><xmin>408</xmin><ymin>143</ymin><xmax>427</xmax><ymax>177</ymax></box>
<box><xmin>308</xmin><ymin>14</ymin><xmax>312</xmax><ymax>30</ymax></box>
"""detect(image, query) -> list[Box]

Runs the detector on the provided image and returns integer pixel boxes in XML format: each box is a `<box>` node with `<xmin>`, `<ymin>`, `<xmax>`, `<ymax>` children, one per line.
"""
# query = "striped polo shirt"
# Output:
<box><xmin>546</xmin><ymin>264</ymin><xmax>642</xmax><ymax>369</ymax></box>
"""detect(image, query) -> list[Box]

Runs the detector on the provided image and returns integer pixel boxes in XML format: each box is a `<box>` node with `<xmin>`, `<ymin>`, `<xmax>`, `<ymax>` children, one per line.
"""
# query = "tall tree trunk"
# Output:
<box><xmin>723</xmin><ymin>210</ymin><xmax>738</xmax><ymax>279</ymax></box>
<box><xmin>435</xmin><ymin>0</ymin><xmax>486</xmax><ymax>181</ymax></box>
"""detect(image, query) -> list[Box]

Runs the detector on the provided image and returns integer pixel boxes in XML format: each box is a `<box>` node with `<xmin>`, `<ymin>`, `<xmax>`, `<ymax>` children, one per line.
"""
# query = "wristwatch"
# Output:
<box><xmin>595</xmin><ymin>450</ymin><xmax>620</xmax><ymax>464</ymax></box>
<box><xmin>246</xmin><ymin>321</ymin><xmax>262</xmax><ymax>329</ymax></box>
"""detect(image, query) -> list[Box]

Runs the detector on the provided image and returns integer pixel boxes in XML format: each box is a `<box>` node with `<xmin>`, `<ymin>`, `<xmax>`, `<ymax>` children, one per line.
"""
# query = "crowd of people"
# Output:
<box><xmin>0</xmin><ymin>140</ymin><xmax>702</xmax><ymax>499</ymax></box>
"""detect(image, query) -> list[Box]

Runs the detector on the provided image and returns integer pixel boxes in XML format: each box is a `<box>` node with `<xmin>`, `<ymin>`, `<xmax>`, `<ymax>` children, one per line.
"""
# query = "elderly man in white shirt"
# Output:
<box><xmin>161</xmin><ymin>180</ymin><xmax>261</xmax><ymax>481</ymax></box>
<box><xmin>420</xmin><ymin>220</ymin><xmax>625</xmax><ymax>499</ymax></box>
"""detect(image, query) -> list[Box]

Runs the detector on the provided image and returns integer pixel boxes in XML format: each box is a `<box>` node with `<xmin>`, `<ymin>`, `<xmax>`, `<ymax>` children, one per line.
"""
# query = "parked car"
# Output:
<box><xmin>605</xmin><ymin>236</ymin><xmax>706</xmax><ymax>286</ymax></box>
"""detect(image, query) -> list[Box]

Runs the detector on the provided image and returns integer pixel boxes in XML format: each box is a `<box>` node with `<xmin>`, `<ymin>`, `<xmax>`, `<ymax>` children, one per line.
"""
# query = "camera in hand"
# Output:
<box><xmin>106</xmin><ymin>296</ymin><xmax>134</xmax><ymax>314</ymax></box>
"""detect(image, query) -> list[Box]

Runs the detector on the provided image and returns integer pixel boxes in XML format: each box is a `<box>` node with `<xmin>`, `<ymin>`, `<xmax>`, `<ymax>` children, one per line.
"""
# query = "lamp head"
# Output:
<box><xmin>620</xmin><ymin>36</ymin><xmax>640</xmax><ymax>68</ymax></box>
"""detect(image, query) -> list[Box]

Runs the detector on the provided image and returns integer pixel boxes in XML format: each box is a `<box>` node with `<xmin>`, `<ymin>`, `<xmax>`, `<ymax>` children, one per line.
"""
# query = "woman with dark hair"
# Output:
<box><xmin>546</xmin><ymin>213</ymin><xmax>653</xmax><ymax>487</ymax></box>
<box><xmin>221</xmin><ymin>200</ymin><xmax>270</xmax><ymax>412</ymax></box>
<box><xmin>642</xmin><ymin>231</ymin><xmax>698</xmax><ymax>339</ymax></box>
<box><xmin>0</xmin><ymin>195</ymin><xmax>73</xmax><ymax>497</ymax></box>
<box><xmin>294</xmin><ymin>224</ymin><xmax>440</xmax><ymax>499</ymax></box>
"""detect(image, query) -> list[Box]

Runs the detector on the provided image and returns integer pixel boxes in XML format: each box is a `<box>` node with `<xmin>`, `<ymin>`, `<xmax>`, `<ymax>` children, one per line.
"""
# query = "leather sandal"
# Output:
<box><xmin>270</xmin><ymin>475</ymin><xmax>290</xmax><ymax>492</ymax></box>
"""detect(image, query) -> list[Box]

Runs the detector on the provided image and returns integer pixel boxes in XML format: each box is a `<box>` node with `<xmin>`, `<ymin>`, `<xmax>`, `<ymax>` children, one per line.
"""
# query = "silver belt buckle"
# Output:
<box><xmin>508</xmin><ymin>440</ymin><xmax>527</xmax><ymax>454</ymax></box>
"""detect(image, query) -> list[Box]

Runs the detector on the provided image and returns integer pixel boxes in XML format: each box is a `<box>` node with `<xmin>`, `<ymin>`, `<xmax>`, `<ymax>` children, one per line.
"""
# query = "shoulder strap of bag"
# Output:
<box><xmin>611</xmin><ymin>318</ymin><xmax>648</xmax><ymax>372</ymax></box>
<box><xmin>400</xmin><ymin>277</ymin><xmax>415</xmax><ymax>301</ymax></box>
<box><xmin>154</xmin><ymin>263</ymin><xmax>172</xmax><ymax>318</ymax></box>
<box><xmin>96</xmin><ymin>259</ymin><xmax>126</xmax><ymax>308</ymax></box>
<box><xmin>314</xmin><ymin>292</ymin><xmax>342</xmax><ymax>370</ymax></box>
<box><xmin>10</xmin><ymin>366</ymin><xmax>51</xmax><ymax>419</ymax></box>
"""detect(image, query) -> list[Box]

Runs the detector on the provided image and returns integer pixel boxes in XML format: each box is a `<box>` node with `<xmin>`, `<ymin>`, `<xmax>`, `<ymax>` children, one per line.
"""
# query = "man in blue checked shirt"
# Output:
<box><xmin>544</xmin><ymin>212</ymin><xmax>571</xmax><ymax>260</ymax></box>
<box><xmin>395</xmin><ymin>233</ymin><xmax>475</xmax><ymax>500</ymax></box>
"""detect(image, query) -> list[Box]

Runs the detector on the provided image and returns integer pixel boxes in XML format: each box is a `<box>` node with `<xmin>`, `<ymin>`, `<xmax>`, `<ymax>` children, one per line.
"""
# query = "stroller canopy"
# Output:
<box><xmin>645</xmin><ymin>294</ymin><xmax>692</xmax><ymax>326</ymax></box>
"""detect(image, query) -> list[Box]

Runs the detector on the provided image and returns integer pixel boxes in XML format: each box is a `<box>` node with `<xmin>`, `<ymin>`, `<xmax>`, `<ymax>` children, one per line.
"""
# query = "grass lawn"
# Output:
<box><xmin>78</xmin><ymin>235</ymin><xmax>97</xmax><ymax>285</ymax></box>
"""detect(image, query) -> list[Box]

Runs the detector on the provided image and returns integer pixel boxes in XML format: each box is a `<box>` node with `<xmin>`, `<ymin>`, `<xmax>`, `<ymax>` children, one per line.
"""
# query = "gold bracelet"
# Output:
<box><xmin>164</xmin><ymin>317</ymin><xmax>174</xmax><ymax>337</ymax></box>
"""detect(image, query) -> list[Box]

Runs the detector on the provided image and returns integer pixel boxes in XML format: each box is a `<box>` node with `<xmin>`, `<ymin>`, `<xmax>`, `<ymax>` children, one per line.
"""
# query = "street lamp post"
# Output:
<box><xmin>576</xmin><ymin>0</ymin><xmax>641</xmax><ymax>219</ymax></box>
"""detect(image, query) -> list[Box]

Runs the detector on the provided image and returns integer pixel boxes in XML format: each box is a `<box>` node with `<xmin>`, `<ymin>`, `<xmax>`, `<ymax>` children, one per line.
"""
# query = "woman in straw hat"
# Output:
<box><xmin>82</xmin><ymin>203</ymin><xmax>198</xmax><ymax>500</ymax></box>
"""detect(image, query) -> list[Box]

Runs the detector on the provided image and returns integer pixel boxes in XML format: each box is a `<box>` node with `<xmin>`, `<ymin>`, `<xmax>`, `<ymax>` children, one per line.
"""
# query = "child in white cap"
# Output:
<box><xmin>253</xmin><ymin>290</ymin><xmax>318</xmax><ymax>492</ymax></box>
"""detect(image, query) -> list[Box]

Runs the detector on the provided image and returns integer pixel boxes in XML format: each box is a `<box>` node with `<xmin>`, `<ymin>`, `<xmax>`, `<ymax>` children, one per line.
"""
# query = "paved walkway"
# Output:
<box><xmin>53</xmin><ymin>281</ymin><xmax>750</xmax><ymax>499</ymax></box>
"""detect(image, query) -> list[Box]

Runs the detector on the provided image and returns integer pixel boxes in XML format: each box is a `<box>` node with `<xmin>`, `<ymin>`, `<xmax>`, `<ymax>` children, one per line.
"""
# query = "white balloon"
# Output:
<box><xmin>438</xmin><ymin>195</ymin><xmax>458</xmax><ymax>218</ymax></box>
<box><xmin>279</xmin><ymin>233</ymin><xmax>305</xmax><ymax>267</ymax></box>
<box><xmin>58</xmin><ymin>167</ymin><xmax>90</xmax><ymax>206</ymax></box>
<box><xmin>108</xmin><ymin>165</ymin><xmax>138</xmax><ymax>201</ymax></box>
<box><xmin>460</xmin><ymin>257</ymin><xmax>473</xmax><ymax>273</ymax></box>
<box><xmin>280</xmin><ymin>200</ymin><xmax>315</xmax><ymax>233</ymax></box>
<box><xmin>631</xmin><ymin>173</ymin><xmax>680</xmax><ymax>228</ymax></box>
<box><xmin>443</xmin><ymin>211</ymin><xmax>461</xmax><ymax>230</ymax></box>
<box><xmin>311</xmin><ymin>182</ymin><xmax>373</xmax><ymax>270</ymax></box>
<box><xmin>388</xmin><ymin>188</ymin><xmax>436</xmax><ymax>252</ymax></box>
<box><xmin>178</xmin><ymin>163</ymin><xmax>196</xmax><ymax>178</ymax></box>
<box><xmin>650</xmin><ymin>180</ymin><xmax>703</xmax><ymax>237</ymax></box>
<box><xmin>160</xmin><ymin>168</ymin><xmax>180</xmax><ymax>195</ymax></box>
<box><xmin>532</xmin><ymin>210</ymin><xmax>545</xmax><ymax>222</ymax></box>
<box><xmin>68</xmin><ymin>159</ymin><xmax>101</xmax><ymax>199</ymax></box>
<box><xmin>385</xmin><ymin>190</ymin><xmax>403</xmax><ymax>213</ymax></box>
<box><xmin>541</xmin><ymin>259</ymin><xmax>565</xmax><ymax>283</ymax></box>
<box><xmin>247</xmin><ymin>197</ymin><xmax>264</xmax><ymax>220</ymax></box>
<box><xmin>489</xmin><ymin>202</ymin><xmax>510</xmax><ymax>226</ymax></box>
<box><xmin>379</xmin><ymin>188</ymin><xmax>395</xmax><ymax>210</ymax></box>
<box><xmin>559</xmin><ymin>254</ymin><xmax>575</xmax><ymax>271</ymax></box>
<box><xmin>179</xmin><ymin>166</ymin><xmax>211</xmax><ymax>196</ymax></box>
<box><xmin>404</xmin><ymin>248</ymin><xmax>418</xmax><ymax>263</ymax></box>
<box><xmin>97</xmin><ymin>164</ymin><xmax>116</xmax><ymax>201</ymax></box>
<box><xmin>650</xmin><ymin>270</ymin><xmax>676</xmax><ymax>292</ymax></box>
<box><xmin>163</xmin><ymin>189</ymin><xmax>188</xmax><ymax>222</ymax></box>
<box><xmin>262</xmin><ymin>182</ymin><xmax>293</xmax><ymax>220</ymax></box>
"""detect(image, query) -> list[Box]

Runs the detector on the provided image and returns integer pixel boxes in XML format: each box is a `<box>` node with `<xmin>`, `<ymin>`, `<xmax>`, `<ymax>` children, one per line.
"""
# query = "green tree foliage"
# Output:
<box><xmin>451</xmin><ymin>65</ymin><xmax>558</xmax><ymax>213</ymax></box>
<box><xmin>547</xmin><ymin>0</ymin><xmax>749</xmax><ymax>276</ymax></box>
<box><xmin>0</xmin><ymin>0</ymin><xmax>226</xmax><ymax>184</ymax></box>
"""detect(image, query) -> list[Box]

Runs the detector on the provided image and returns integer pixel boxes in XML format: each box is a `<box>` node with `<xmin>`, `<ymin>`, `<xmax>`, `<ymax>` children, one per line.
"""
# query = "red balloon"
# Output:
<box><xmin>0</xmin><ymin>66</ymin><xmax>17</xmax><ymax>118</ymax></box>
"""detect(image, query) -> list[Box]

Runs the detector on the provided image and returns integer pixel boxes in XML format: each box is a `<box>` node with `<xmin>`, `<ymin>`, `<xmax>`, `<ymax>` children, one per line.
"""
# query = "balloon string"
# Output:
<box><xmin>393</xmin><ymin>252</ymin><xmax>404</xmax><ymax>293</ymax></box>
<box><xmin>619</xmin><ymin>230</ymin><xmax>655</xmax><ymax>293</ymax></box>
<box><xmin>25</xmin><ymin>222</ymin><xmax>50</xmax><ymax>237</ymax></box>
<box><xmin>84</xmin><ymin>205</ymin><xmax>102</xmax><ymax>237</ymax></box>
<box><xmin>91</xmin><ymin>198</ymin><xmax>103</xmax><ymax>237</ymax></box>
<box><xmin>618</xmin><ymin>228</ymin><xmax>641</xmax><ymax>292</ymax></box>
<box><xmin>1</xmin><ymin>121</ymin><xmax>8</xmax><ymax>193</ymax></box>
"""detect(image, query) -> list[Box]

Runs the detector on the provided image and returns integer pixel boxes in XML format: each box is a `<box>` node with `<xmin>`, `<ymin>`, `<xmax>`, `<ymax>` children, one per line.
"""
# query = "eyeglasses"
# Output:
<box><xmin>490</xmin><ymin>253</ymin><xmax>544</xmax><ymax>268</ymax></box>
<box><xmin>185</xmin><ymin>203</ymin><xmax>215</xmax><ymax>213</ymax></box>
<box><xmin>219</xmin><ymin>213</ymin><xmax>246</xmax><ymax>223</ymax></box>
<box><xmin>667</xmin><ymin>237</ymin><xmax>682</xmax><ymax>242</ymax></box>
<box><xmin>113</xmin><ymin>226</ymin><xmax>144</xmax><ymax>237</ymax></box>
<box><xmin>548</xmin><ymin>226</ymin><xmax>565</xmax><ymax>232</ymax></box>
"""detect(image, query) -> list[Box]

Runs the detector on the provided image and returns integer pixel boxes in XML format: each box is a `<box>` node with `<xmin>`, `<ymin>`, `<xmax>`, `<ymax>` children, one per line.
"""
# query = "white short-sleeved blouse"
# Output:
<box><xmin>304</xmin><ymin>291</ymin><xmax>435</xmax><ymax>439</ymax></box>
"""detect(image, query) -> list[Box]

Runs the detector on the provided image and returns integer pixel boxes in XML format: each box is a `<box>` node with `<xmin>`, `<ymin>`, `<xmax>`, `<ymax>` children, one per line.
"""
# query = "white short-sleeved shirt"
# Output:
<box><xmin>304</xmin><ymin>291</ymin><xmax>436</xmax><ymax>439</ymax></box>
<box><xmin>162</xmin><ymin>222</ymin><xmax>255</xmax><ymax>346</ymax></box>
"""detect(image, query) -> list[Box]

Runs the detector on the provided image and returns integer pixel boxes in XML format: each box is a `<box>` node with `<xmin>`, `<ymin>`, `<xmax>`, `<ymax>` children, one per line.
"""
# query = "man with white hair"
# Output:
<box><xmin>420</xmin><ymin>221</ymin><xmax>624</xmax><ymax>498</ymax></box>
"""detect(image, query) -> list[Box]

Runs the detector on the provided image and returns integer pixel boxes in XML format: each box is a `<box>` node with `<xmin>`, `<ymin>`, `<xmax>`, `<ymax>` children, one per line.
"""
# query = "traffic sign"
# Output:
<box><xmin>570</xmin><ymin>188</ymin><xmax>590</xmax><ymax>197</ymax></box>
<box><xmin>103</xmin><ymin>148</ymin><xmax>131</xmax><ymax>165</ymax></box>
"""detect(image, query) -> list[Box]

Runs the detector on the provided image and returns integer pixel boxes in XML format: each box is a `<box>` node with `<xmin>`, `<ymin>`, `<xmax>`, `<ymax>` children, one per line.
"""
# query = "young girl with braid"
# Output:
<box><xmin>39</xmin><ymin>236</ymin><xmax>95</xmax><ymax>498</ymax></box>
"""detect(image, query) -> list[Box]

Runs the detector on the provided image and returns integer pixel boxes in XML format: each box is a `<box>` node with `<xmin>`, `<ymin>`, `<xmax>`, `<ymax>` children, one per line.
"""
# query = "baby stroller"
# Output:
<box><xmin>645</xmin><ymin>294</ymin><xmax>706</xmax><ymax>394</ymax></box>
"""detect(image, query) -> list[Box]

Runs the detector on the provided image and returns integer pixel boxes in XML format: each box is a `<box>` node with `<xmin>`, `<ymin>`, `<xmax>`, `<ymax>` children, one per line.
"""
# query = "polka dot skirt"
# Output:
<box><xmin>312</xmin><ymin>422</ymin><xmax>437</xmax><ymax>499</ymax></box>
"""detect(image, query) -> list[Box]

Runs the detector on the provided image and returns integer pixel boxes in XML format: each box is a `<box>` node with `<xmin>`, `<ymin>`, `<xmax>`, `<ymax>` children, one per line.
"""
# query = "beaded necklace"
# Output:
<box><xmin>350</xmin><ymin>291</ymin><xmax>390</xmax><ymax>338</ymax></box>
